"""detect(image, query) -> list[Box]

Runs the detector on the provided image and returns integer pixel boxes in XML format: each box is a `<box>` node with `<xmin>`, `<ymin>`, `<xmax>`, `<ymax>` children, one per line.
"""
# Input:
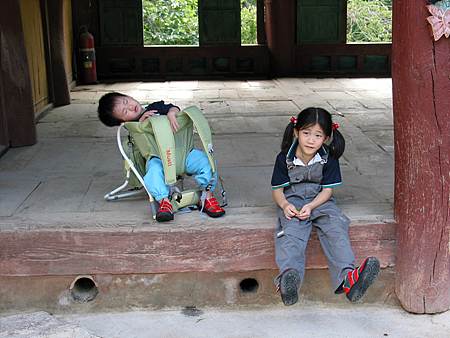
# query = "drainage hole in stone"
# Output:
<box><xmin>239</xmin><ymin>278</ymin><xmax>259</xmax><ymax>293</ymax></box>
<box><xmin>182</xmin><ymin>305</ymin><xmax>204</xmax><ymax>317</ymax></box>
<box><xmin>70</xmin><ymin>276</ymin><xmax>98</xmax><ymax>303</ymax></box>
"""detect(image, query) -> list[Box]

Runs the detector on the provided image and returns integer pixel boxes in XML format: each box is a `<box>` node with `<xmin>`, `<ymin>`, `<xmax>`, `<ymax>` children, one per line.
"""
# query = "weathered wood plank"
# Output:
<box><xmin>0</xmin><ymin>223</ymin><xmax>396</xmax><ymax>276</ymax></box>
<box><xmin>0</xmin><ymin>0</ymin><xmax>36</xmax><ymax>146</ymax></box>
<box><xmin>392</xmin><ymin>1</ymin><xmax>450</xmax><ymax>313</ymax></box>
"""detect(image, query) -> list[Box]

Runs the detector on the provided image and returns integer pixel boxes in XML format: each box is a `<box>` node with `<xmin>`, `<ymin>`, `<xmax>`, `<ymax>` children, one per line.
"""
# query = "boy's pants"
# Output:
<box><xmin>144</xmin><ymin>149</ymin><xmax>217</xmax><ymax>201</ymax></box>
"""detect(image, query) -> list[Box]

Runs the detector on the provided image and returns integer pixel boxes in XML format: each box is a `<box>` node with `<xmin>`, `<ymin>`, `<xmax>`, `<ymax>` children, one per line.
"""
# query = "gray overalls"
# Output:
<box><xmin>274</xmin><ymin>142</ymin><xmax>355</xmax><ymax>291</ymax></box>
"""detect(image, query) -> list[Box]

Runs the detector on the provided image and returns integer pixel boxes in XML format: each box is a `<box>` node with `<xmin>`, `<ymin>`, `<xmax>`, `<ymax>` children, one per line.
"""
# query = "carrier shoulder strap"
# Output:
<box><xmin>182</xmin><ymin>106</ymin><xmax>216</xmax><ymax>173</ymax></box>
<box><xmin>148</xmin><ymin>115</ymin><xmax>177</xmax><ymax>185</ymax></box>
<box><xmin>124</xmin><ymin>107</ymin><xmax>214</xmax><ymax>186</ymax></box>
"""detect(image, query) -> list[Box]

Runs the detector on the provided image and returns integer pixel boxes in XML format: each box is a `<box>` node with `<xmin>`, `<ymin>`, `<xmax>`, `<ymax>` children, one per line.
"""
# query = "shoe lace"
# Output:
<box><xmin>199</xmin><ymin>191</ymin><xmax>207</xmax><ymax>214</ymax></box>
<box><xmin>159</xmin><ymin>200</ymin><xmax>173</xmax><ymax>213</ymax></box>
<box><xmin>205</xmin><ymin>197</ymin><xmax>222</xmax><ymax>211</ymax></box>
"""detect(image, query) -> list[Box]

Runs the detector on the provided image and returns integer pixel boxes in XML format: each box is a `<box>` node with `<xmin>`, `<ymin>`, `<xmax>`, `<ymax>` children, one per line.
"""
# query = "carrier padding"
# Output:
<box><xmin>148</xmin><ymin>116</ymin><xmax>176</xmax><ymax>185</ymax></box>
<box><xmin>123</xmin><ymin>106</ymin><xmax>215</xmax><ymax>186</ymax></box>
<box><xmin>124</xmin><ymin>113</ymin><xmax>194</xmax><ymax>185</ymax></box>
<box><xmin>182</xmin><ymin>106</ymin><xmax>216</xmax><ymax>173</ymax></box>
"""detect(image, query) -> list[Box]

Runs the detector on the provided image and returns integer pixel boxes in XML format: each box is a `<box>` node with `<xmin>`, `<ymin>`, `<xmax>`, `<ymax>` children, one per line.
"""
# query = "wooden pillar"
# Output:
<box><xmin>47</xmin><ymin>0</ymin><xmax>70</xmax><ymax>106</ymax></box>
<box><xmin>264</xmin><ymin>0</ymin><xmax>296</xmax><ymax>75</ymax></box>
<box><xmin>0</xmin><ymin>60</ymin><xmax>9</xmax><ymax>154</ymax></box>
<box><xmin>392</xmin><ymin>0</ymin><xmax>450</xmax><ymax>313</ymax></box>
<box><xmin>0</xmin><ymin>0</ymin><xmax>36</xmax><ymax>147</ymax></box>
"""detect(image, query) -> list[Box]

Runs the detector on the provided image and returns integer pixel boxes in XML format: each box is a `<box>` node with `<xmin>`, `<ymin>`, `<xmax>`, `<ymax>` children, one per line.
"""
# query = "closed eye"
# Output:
<box><xmin>122</xmin><ymin>99</ymin><xmax>129</xmax><ymax>115</ymax></box>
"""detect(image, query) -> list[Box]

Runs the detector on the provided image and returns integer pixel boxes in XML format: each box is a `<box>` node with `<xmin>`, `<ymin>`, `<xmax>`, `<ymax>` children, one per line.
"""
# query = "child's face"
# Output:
<box><xmin>294</xmin><ymin>123</ymin><xmax>328</xmax><ymax>157</ymax></box>
<box><xmin>112</xmin><ymin>95</ymin><xmax>143</xmax><ymax>122</ymax></box>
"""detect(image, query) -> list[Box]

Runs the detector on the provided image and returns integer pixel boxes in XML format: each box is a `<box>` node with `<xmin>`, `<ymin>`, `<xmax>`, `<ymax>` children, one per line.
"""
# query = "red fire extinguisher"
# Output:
<box><xmin>79</xmin><ymin>26</ymin><xmax>97</xmax><ymax>84</ymax></box>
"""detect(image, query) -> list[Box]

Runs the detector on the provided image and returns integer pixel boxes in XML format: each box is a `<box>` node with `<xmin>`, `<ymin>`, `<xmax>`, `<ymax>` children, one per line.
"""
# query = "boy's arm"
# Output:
<box><xmin>145</xmin><ymin>101</ymin><xmax>180</xmax><ymax>115</ymax></box>
<box><xmin>144</xmin><ymin>101</ymin><xmax>180</xmax><ymax>132</ymax></box>
<box><xmin>166</xmin><ymin>106</ymin><xmax>180</xmax><ymax>132</ymax></box>
<box><xmin>298</xmin><ymin>188</ymin><xmax>333</xmax><ymax>220</ymax></box>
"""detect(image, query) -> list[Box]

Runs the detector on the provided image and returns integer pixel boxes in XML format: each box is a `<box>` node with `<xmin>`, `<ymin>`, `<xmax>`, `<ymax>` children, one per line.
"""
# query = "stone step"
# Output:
<box><xmin>0</xmin><ymin>311</ymin><xmax>101</xmax><ymax>338</ymax></box>
<box><xmin>0</xmin><ymin>207</ymin><xmax>395</xmax><ymax>276</ymax></box>
<box><xmin>0</xmin><ymin>207</ymin><xmax>396</xmax><ymax>313</ymax></box>
<box><xmin>0</xmin><ymin>269</ymin><xmax>397</xmax><ymax>314</ymax></box>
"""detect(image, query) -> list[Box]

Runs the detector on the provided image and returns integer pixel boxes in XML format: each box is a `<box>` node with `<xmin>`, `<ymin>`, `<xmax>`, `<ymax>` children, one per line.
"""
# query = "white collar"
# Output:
<box><xmin>293</xmin><ymin>152</ymin><xmax>322</xmax><ymax>166</ymax></box>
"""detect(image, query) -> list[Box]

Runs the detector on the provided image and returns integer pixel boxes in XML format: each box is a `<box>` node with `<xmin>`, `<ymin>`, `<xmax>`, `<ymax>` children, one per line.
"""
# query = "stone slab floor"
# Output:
<box><xmin>0</xmin><ymin>78</ymin><xmax>394</xmax><ymax>229</ymax></box>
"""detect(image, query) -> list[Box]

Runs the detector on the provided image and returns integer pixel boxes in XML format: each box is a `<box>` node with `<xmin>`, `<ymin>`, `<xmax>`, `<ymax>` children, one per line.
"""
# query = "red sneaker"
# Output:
<box><xmin>156</xmin><ymin>199</ymin><xmax>174</xmax><ymax>222</ymax></box>
<box><xmin>201</xmin><ymin>196</ymin><xmax>225</xmax><ymax>218</ymax></box>
<box><xmin>343</xmin><ymin>257</ymin><xmax>380</xmax><ymax>302</ymax></box>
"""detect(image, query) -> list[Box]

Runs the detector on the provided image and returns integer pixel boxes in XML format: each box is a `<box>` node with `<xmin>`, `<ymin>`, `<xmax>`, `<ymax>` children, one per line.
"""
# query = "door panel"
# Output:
<box><xmin>199</xmin><ymin>0</ymin><xmax>241</xmax><ymax>45</ymax></box>
<box><xmin>99</xmin><ymin>0</ymin><xmax>143</xmax><ymax>46</ymax></box>
<box><xmin>297</xmin><ymin>0</ymin><xmax>346</xmax><ymax>44</ymax></box>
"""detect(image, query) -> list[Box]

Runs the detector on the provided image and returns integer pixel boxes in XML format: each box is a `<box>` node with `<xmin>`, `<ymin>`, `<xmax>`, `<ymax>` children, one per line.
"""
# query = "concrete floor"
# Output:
<box><xmin>0</xmin><ymin>78</ymin><xmax>394</xmax><ymax>229</ymax></box>
<box><xmin>2</xmin><ymin>303</ymin><xmax>450</xmax><ymax>338</ymax></box>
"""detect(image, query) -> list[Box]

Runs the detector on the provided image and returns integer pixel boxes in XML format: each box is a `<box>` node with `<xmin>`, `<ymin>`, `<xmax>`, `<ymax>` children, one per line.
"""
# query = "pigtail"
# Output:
<box><xmin>281</xmin><ymin>122</ymin><xmax>295</xmax><ymax>154</ymax></box>
<box><xmin>327</xmin><ymin>129</ymin><xmax>345</xmax><ymax>159</ymax></box>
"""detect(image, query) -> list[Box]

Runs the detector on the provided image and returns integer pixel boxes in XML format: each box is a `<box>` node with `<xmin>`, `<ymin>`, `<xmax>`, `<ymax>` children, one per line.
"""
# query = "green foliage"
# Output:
<box><xmin>142</xmin><ymin>0</ymin><xmax>258</xmax><ymax>46</ymax></box>
<box><xmin>142</xmin><ymin>0</ymin><xmax>198</xmax><ymax>45</ymax></box>
<box><xmin>347</xmin><ymin>0</ymin><xmax>392</xmax><ymax>43</ymax></box>
<box><xmin>241</xmin><ymin>0</ymin><xmax>257</xmax><ymax>44</ymax></box>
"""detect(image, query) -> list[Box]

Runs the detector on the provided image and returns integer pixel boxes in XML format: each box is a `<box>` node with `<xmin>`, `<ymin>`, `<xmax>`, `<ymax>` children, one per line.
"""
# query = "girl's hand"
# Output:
<box><xmin>167</xmin><ymin>110</ymin><xmax>179</xmax><ymax>132</ymax></box>
<box><xmin>139</xmin><ymin>110</ymin><xmax>157</xmax><ymax>122</ymax></box>
<box><xmin>283</xmin><ymin>203</ymin><xmax>300</xmax><ymax>220</ymax></box>
<box><xmin>298</xmin><ymin>204</ymin><xmax>312</xmax><ymax>220</ymax></box>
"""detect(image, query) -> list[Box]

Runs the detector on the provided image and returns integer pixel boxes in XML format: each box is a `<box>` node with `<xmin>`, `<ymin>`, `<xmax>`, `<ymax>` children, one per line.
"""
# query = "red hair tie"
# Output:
<box><xmin>331</xmin><ymin>122</ymin><xmax>340</xmax><ymax>131</ymax></box>
<box><xmin>290</xmin><ymin>116</ymin><xmax>297</xmax><ymax>125</ymax></box>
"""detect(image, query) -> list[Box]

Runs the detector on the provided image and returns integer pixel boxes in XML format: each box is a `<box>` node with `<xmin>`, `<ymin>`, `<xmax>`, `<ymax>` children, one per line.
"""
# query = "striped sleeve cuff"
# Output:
<box><xmin>271</xmin><ymin>182</ymin><xmax>290</xmax><ymax>190</ymax></box>
<box><xmin>321</xmin><ymin>182</ymin><xmax>342</xmax><ymax>188</ymax></box>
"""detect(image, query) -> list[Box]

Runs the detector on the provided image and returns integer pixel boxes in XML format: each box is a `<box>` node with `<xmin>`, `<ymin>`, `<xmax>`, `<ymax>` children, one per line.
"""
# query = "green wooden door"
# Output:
<box><xmin>99</xmin><ymin>0</ymin><xmax>143</xmax><ymax>46</ymax></box>
<box><xmin>199</xmin><ymin>0</ymin><xmax>241</xmax><ymax>46</ymax></box>
<box><xmin>297</xmin><ymin>0</ymin><xmax>346</xmax><ymax>44</ymax></box>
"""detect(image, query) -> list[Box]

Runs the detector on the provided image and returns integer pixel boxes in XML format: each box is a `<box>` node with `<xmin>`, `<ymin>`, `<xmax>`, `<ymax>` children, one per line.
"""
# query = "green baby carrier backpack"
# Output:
<box><xmin>105</xmin><ymin>106</ymin><xmax>226</xmax><ymax>218</ymax></box>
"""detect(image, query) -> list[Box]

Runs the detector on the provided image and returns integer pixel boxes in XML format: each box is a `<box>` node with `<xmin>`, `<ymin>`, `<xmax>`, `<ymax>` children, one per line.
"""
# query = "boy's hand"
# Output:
<box><xmin>282</xmin><ymin>203</ymin><xmax>301</xmax><ymax>220</ymax></box>
<box><xmin>298</xmin><ymin>204</ymin><xmax>312</xmax><ymax>220</ymax></box>
<box><xmin>139</xmin><ymin>110</ymin><xmax>157</xmax><ymax>122</ymax></box>
<box><xmin>167</xmin><ymin>110</ymin><xmax>179</xmax><ymax>132</ymax></box>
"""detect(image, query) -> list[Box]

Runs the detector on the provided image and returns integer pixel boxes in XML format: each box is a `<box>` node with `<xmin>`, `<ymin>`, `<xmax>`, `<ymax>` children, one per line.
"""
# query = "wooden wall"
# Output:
<box><xmin>77</xmin><ymin>0</ymin><xmax>390</xmax><ymax>80</ymax></box>
<box><xmin>0</xmin><ymin>0</ymin><xmax>36</xmax><ymax>147</ymax></box>
<box><xmin>19</xmin><ymin>0</ymin><xmax>49</xmax><ymax>115</ymax></box>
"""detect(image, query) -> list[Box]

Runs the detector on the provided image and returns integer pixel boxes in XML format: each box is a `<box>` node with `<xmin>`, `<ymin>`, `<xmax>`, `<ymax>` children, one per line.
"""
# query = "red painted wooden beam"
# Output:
<box><xmin>392</xmin><ymin>0</ymin><xmax>450</xmax><ymax>314</ymax></box>
<box><xmin>0</xmin><ymin>223</ymin><xmax>395</xmax><ymax>277</ymax></box>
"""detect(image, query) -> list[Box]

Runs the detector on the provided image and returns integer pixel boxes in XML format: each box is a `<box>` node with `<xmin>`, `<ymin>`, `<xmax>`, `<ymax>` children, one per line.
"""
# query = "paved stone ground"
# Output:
<box><xmin>0</xmin><ymin>311</ymin><xmax>100</xmax><ymax>338</ymax></box>
<box><xmin>0</xmin><ymin>78</ymin><xmax>393</xmax><ymax>229</ymax></box>
<box><xmin>2</xmin><ymin>303</ymin><xmax>449</xmax><ymax>338</ymax></box>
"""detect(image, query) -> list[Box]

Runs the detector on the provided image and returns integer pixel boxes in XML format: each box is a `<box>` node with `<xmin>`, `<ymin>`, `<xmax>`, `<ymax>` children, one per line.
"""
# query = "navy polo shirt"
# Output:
<box><xmin>271</xmin><ymin>147</ymin><xmax>342</xmax><ymax>190</ymax></box>
<box><xmin>143</xmin><ymin>101</ymin><xmax>179</xmax><ymax>115</ymax></box>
